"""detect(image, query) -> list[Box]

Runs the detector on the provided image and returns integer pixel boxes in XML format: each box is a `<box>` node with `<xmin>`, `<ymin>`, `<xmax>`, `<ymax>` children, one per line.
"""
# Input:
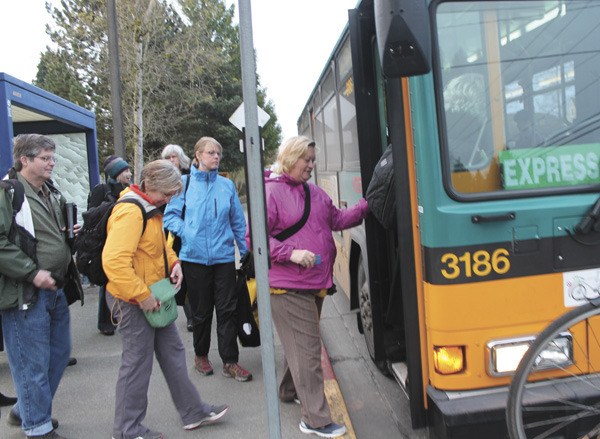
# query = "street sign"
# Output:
<box><xmin>229</xmin><ymin>102</ymin><xmax>270</xmax><ymax>131</ymax></box>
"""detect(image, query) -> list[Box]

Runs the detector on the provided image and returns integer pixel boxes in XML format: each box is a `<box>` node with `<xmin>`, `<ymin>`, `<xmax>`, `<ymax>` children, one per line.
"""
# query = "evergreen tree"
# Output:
<box><xmin>37</xmin><ymin>0</ymin><xmax>281</xmax><ymax>174</ymax></box>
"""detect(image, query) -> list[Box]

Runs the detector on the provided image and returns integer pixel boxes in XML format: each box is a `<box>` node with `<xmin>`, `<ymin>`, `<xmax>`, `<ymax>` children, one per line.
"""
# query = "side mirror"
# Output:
<box><xmin>374</xmin><ymin>0</ymin><xmax>432</xmax><ymax>77</ymax></box>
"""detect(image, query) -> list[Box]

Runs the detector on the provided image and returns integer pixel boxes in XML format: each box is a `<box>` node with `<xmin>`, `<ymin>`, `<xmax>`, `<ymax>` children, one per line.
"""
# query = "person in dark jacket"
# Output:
<box><xmin>0</xmin><ymin>134</ymin><xmax>81</xmax><ymax>439</ymax></box>
<box><xmin>88</xmin><ymin>155</ymin><xmax>132</xmax><ymax>335</ymax></box>
<box><xmin>160</xmin><ymin>144</ymin><xmax>194</xmax><ymax>332</ymax></box>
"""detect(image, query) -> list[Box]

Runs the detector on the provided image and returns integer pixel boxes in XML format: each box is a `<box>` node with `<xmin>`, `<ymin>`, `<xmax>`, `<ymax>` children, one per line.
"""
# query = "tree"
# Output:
<box><xmin>37</xmin><ymin>0</ymin><xmax>281</xmax><ymax>175</ymax></box>
<box><xmin>35</xmin><ymin>50</ymin><xmax>89</xmax><ymax>109</ymax></box>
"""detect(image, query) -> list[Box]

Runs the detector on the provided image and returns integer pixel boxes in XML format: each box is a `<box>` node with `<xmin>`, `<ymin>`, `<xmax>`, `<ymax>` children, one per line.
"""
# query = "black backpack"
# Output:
<box><xmin>75</xmin><ymin>198</ymin><xmax>147</xmax><ymax>286</ymax></box>
<box><xmin>366</xmin><ymin>145</ymin><xmax>396</xmax><ymax>230</ymax></box>
<box><xmin>0</xmin><ymin>179</ymin><xmax>40</xmax><ymax>308</ymax></box>
<box><xmin>0</xmin><ymin>180</ymin><xmax>37</xmax><ymax>263</ymax></box>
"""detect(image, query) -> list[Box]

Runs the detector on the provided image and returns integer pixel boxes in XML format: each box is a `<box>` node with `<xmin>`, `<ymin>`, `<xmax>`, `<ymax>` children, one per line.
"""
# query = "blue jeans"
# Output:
<box><xmin>1</xmin><ymin>288</ymin><xmax>71</xmax><ymax>436</ymax></box>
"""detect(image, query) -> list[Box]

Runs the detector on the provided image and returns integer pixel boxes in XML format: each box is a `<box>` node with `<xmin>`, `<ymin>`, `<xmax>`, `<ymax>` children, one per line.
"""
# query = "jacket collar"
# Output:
<box><xmin>121</xmin><ymin>186</ymin><xmax>160</xmax><ymax>215</ymax></box>
<box><xmin>191</xmin><ymin>164</ymin><xmax>218</xmax><ymax>182</ymax></box>
<box><xmin>268</xmin><ymin>172</ymin><xmax>304</xmax><ymax>187</ymax></box>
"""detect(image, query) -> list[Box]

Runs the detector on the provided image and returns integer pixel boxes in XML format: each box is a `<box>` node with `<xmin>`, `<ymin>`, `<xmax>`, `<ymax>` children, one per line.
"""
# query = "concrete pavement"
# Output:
<box><xmin>0</xmin><ymin>285</ymin><xmax>354</xmax><ymax>439</ymax></box>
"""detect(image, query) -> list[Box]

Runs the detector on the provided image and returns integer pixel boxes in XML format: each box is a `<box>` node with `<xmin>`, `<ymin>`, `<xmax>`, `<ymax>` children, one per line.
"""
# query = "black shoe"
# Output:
<box><xmin>67</xmin><ymin>357</ymin><xmax>77</xmax><ymax>366</ymax></box>
<box><xmin>27</xmin><ymin>431</ymin><xmax>66</xmax><ymax>439</ymax></box>
<box><xmin>0</xmin><ymin>392</ymin><xmax>17</xmax><ymax>407</ymax></box>
<box><xmin>187</xmin><ymin>320</ymin><xmax>193</xmax><ymax>332</ymax></box>
<box><xmin>7</xmin><ymin>408</ymin><xmax>59</xmax><ymax>429</ymax></box>
<box><xmin>100</xmin><ymin>330</ymin><xmax>115</xmax><ymax>336</ymax></box>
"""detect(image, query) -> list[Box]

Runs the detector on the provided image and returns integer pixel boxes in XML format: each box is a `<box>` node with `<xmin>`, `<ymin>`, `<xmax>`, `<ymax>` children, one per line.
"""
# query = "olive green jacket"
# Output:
<box><xmin>0</xmin><ymin>183</ymin><xmax>38</xmax><ymax>310</ymax></box>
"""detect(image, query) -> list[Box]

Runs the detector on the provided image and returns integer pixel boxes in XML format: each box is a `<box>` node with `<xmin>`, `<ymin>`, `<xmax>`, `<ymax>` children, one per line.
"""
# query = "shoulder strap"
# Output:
<box><xmin>117</xmin><ymin>199</ymin><xmax>148</xmax><ymax>234</ymax></box>
<box><xmin>181</xmin><ymin>174</ymin><xmax>191</xmax><ymax>220</ymax></box>
<box><xmin>0</xmin><ymin>179</ymin><xmax>25</xmax><ymax>214</ymax></box>
<box><xmin>104</xmin><ymin>184</ymin><xmax>114</xmax><ymax>202</ymax></box>
<box><xmin>274</xmin><ymin>183</ymin><xmax>310</xmax><ymax>241</ymax></box>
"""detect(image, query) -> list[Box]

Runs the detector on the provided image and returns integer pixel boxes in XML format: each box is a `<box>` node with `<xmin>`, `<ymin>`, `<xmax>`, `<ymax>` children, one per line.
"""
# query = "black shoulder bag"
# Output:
<box><xmin>172</xmin><ymin>175</ymin><xmax>191</xmax><ymax>305</ymax></box>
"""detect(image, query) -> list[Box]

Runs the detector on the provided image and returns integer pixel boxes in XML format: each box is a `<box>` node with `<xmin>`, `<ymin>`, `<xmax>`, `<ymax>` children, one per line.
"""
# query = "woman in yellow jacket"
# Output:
<box><xmin>103</xmin><ymin>160</ymin><xmax>228</xmax><ymax>439</ymax></box>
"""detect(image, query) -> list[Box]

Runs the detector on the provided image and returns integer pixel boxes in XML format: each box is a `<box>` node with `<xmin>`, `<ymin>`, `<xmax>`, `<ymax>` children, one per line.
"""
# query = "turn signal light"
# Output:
<box><xmin>433</xmin><ymin>346</ymin><xmax>465</xmax><ymax>375</ymax></box>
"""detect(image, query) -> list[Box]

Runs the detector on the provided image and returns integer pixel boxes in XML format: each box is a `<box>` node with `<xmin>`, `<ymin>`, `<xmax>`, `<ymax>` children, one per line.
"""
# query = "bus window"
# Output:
<box><xmin>323</xmin><ymin>95</ymin><xmax>342</xmax><ymax>171</ymax></box>
<box><xmin>299</xmin><ymin>108</ymin><xmax>311</xmax><ymax>138</ymax></box>
<box><xmin>338</xmin><ymin>38</ymin><xmax>360</xmax><ymax>171</ymax></box>
<box><xmin>436</xmin><ymin>1</ymin><xmax>600</xmax><ymax>196</ymax></box>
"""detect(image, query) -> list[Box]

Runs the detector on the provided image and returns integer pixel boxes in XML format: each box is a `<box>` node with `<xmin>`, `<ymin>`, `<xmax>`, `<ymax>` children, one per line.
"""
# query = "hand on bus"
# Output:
<box><xmin>290</xmin><ymin>249</ymin><xmax>317</xmax><ymax>268</ymax></box>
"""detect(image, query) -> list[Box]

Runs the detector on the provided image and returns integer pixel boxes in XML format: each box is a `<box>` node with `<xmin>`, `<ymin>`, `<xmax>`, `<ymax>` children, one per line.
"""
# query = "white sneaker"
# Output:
<box><xmin>299</xmin><ymin>420</ymin><xmax>347</xmax><ymax>438</ymax></box>
<box><xmin>183</xmin><ymin>404</ymin><xmax>228</xmax><ymax>430</ymax></box>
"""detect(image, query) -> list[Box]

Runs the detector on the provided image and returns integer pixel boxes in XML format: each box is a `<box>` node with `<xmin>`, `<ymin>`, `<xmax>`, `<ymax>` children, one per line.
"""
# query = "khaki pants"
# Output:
<box><xmin>271</xmin><ymin>291</ymin><xmax>331</xmax><ymax>428</ymax></box>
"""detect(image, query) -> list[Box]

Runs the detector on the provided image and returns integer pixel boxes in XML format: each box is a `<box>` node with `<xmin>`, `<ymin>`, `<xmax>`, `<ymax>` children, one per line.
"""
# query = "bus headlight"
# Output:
<box><xmin>433</xmin><ymin>345</ymin><xmax>465</xmax><ymax>375</ymax></box>
<box><xmin>487</xmin><ymin>333</ymin><xmax>573</xmax><ymax>376</ymax></box>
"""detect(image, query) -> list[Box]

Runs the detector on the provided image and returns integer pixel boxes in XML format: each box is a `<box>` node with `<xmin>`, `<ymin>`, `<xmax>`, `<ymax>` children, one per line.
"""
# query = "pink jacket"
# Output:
<box><xmin>247</xmin><ymin>172</ymin><xmax>368</xmax><ymax>290</ymax></box>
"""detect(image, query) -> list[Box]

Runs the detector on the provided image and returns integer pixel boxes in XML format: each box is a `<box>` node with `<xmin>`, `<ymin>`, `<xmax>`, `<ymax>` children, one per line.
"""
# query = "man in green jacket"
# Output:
<box><xmin>0</xmin><ymin>134</ymin><xmax>77</xmax><ymax>439</ymax></box>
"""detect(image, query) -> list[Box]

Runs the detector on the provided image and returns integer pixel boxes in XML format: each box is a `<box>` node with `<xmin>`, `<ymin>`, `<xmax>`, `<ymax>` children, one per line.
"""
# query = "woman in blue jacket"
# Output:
<box><xmin>164</xmin><ymin>137</ymin><xmax>251</xmax><ymax>382</ymax></box>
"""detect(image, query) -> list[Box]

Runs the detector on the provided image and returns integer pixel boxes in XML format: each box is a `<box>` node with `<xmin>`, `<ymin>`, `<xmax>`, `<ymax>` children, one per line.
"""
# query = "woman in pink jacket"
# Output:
<box><xmin>259</xmin><ymin>136</ymin><xmax>369</xmax><ymax>438</ymax></box>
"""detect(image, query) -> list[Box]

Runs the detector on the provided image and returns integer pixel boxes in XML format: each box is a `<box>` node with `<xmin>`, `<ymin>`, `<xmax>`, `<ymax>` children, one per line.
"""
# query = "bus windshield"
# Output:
<box><xmin>436</xmin><ymin>1</ymin><xmax>600</xmax><ymax>195</ymax></box>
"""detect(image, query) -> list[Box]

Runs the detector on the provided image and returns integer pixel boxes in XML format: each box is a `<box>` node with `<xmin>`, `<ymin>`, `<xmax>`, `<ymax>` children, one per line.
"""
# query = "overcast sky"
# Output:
<box><xmin>0</xmin><ymin>0</ymin><xmax>357</xmax><ymax>141</ymax></box>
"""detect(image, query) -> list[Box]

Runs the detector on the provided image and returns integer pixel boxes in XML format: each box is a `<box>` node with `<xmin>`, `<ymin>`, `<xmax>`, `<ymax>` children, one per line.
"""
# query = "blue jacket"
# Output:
<box><xmin>163</xmin><ymin>165</ymin><xmax>248</xmax><ymax>265</ymax></box>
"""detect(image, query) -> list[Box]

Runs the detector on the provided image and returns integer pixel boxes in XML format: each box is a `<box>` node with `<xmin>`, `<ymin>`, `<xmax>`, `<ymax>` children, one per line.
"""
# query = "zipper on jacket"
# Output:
<box><xmin>214</xmin><ymin>199</ymin><xmax>217</xmax><ymax>218</ymax></box>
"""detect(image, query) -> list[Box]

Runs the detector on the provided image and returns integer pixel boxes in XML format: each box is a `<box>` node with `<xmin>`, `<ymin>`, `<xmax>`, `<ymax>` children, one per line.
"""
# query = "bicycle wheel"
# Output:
<box><xmin>506</xmin><ymin>302</ymin><xmax>600</xmax><ymax>439</ymax></box>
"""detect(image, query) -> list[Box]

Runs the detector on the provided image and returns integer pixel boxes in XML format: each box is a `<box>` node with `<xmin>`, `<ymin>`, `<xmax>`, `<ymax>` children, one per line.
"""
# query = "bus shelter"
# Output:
<box><xmin>0</xmin><ymin>72</ymin><xmax>100</xmax><ymax>218</ymax></box>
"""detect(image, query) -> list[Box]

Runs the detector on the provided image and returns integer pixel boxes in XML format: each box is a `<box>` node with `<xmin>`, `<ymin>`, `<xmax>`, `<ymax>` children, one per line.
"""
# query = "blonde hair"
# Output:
<box><xmin>272</xmin><ymin>136</ymin><xmax>316</xmax><ymax>175</ymax></box>
<box><xmin>161</xmin><ymin>144</ymin><xmax>191</xmax><ymax>171</ymax></box>
<box><xmin>193</xmin><ymin>136</ymin><xmax>222</xmax><ymax>167</ymax></box>
<box><xmin>140</xmin><ymin>160</ymin><xmax>183</xmax><ymax>195</ymax></box>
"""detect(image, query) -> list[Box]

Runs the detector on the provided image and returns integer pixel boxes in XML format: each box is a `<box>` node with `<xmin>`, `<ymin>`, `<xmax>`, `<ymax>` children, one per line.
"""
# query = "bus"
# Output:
<box><xmin>298</xmin><ymin>0</ymin><xmax>600</xmax><ymax>437</ymax></box>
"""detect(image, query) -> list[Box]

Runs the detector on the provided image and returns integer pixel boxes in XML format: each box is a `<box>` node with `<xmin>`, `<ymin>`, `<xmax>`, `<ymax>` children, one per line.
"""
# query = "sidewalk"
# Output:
<box><xmin>0</xmin><ymin>285</ymin><xmax>354</xmax><ymax>439</ymax></box>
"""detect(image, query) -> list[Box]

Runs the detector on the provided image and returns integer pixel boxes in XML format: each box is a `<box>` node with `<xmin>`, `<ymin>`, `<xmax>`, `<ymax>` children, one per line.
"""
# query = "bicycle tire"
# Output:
<box><xmin>506</xmin><ymin>302</ymin><xmax>600</xmax><ymax>439</ymax></box>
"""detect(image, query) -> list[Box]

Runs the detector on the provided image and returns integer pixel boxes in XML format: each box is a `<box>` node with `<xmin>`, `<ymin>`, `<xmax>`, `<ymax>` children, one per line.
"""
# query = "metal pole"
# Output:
<box><xmin>106</xmin><ymin>0</ymin><xmax>125</xmax><ymax>157</ymax></box>
<box><xmin>237</xmin><ymin>1</ymin><xmax>282</xmax><ymax>438</ymax></box>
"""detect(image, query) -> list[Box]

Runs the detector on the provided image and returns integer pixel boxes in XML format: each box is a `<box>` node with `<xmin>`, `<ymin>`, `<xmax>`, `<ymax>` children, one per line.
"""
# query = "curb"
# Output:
<box><xmin>321</xmin><ymin>345</ymin><xmax>356</xmax><ymax>439</ymax></box>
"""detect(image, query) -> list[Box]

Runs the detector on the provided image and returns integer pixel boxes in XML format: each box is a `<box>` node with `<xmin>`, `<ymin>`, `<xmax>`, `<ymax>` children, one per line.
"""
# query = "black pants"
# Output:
<box><xmin>182</xmin><ymin>261</ymin><xmax>239</xmax><ymax>363</ymax></box>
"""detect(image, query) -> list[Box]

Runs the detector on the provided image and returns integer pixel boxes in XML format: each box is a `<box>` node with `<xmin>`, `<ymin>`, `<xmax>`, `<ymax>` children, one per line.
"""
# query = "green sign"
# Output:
<box><xmin>499</xmin><ymin>144</ymin><xmax>600</xmax><ymax>190</ymax></box>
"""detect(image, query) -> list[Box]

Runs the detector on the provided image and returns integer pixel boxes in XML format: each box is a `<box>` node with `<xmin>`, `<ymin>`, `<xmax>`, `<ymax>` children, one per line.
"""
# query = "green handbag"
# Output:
<box><xmin>144</xmin><ymin>251</ymin><xmax>178</xmax><ymax>328</ymax></box>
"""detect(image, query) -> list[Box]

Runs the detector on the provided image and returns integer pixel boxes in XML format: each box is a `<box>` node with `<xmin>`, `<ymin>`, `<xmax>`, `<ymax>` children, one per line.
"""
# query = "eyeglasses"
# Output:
<box><xmin>29</xmin><ymin>154</ymin><xmax>57</xmax><ymax>163</ymax></box>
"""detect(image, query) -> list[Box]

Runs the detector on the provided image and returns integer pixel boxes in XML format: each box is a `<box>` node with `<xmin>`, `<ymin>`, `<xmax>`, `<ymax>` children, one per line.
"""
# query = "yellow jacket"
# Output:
<box><xmin>102</xmin><ymin>189</ymin><xmax>178</xmax><ymax>304</ymax></box>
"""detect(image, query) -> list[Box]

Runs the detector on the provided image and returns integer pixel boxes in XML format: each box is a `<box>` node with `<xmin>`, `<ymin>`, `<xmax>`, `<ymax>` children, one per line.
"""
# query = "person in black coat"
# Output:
<box><xmin>0</xmin><ymin>323</ymin><xmax>18</xmax><ymax>408</ymax></box>
<box><xmin>88</xmin><ymin>155</ymin><xmax>132</xmax><ymax>335</ymax></box>
<box><xmin>161</xmin><ymin>144</ymin><xmax>194</xmax><ymax>332</ymax></box>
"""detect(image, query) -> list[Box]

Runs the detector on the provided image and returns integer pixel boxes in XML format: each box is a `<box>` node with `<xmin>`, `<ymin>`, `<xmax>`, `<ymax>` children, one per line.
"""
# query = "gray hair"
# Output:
<box><xmin>161</xmin><ymin>144</ymin><xmax>191</xmax><ymax>171</ymax></box>
<box><xmin>12</xmin><ymin>134</ymin><xmax>56</xmax><ymax>171</ymax></box>
<box><xmin>272</xmin><ymin>136</ymin><xmax>316</xmax><ymax>175</ymax></box>
<box><xmin>140</xmin><ymin>160</ymin><xmax>183</xmax><ymax>195</ymax></box>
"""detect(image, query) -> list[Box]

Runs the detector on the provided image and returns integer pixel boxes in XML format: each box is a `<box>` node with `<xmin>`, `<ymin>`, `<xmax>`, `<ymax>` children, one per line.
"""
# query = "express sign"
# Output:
<box><xmin>499</xmin><ymin>144</ymin><xmax>600</xmax><ymax>190</ymax></box>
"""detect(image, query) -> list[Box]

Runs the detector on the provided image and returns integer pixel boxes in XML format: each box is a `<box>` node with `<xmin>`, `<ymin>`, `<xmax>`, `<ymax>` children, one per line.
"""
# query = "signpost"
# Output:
<box><xmin>234</xmin><ymin>1</ymin><xmax>281</xmax><ymax>438</ymax></box>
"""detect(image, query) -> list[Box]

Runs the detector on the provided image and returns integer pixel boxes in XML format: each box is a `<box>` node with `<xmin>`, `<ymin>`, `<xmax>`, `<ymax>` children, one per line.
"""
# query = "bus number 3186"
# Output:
<box><xmin>441</xmin><ymin>248</ymin><xmax>511</xmax><ymax>279</ymax></box>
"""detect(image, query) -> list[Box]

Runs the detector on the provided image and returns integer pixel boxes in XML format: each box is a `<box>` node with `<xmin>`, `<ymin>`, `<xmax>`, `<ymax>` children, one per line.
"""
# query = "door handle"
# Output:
<box><xmin>471</xmin><ymin>212</ymin><xmax>516</xmax><ymax>223</ymax></box>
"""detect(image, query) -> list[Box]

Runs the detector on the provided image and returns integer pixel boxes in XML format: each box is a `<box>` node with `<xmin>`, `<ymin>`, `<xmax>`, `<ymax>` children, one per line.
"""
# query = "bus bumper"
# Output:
<box><xmin>427</xmin><ymin>385</ymin><xmax>509</xmax><ymax>439</ymax></box>
<box><xmin>427</xmin><ymin>376</ymin><xmax>600</xmax><ymax>439</ymax></box>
